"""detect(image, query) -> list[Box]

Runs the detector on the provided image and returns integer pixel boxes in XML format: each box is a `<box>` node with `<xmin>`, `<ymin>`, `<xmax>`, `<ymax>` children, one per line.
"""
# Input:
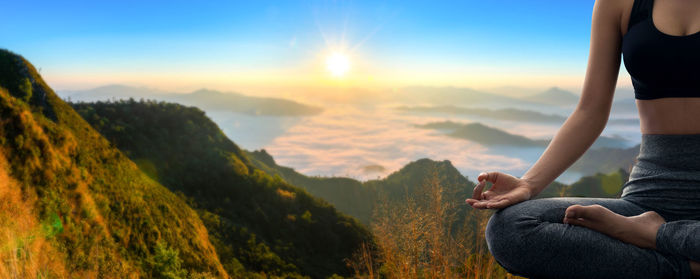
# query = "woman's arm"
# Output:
<box><xmin>468</xmin><ymin>0</ymin><xmax>628</xmax><ymax>209</ymax></box>
<box><xmin>520</xmin><ymin>0</ymin><xmax>625</xmax><ymax>196</ymax></box>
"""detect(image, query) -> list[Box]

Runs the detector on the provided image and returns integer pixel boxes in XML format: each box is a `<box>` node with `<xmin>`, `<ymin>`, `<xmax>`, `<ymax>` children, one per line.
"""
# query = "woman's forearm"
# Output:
<box><xmin>520</xmin><ymin>107</ymin><xmax>608</xmax><ymax>196</ymax></box>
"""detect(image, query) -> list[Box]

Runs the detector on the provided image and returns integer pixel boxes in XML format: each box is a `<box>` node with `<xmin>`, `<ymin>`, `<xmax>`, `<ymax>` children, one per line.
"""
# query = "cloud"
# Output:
<box><xmin>263</xmin><ymin>104</ymin><xmax>531</xmax><ymax>181</ymax></box>
<box><xmin>212</xmin><ymin>100</ymin><xmax>640</xmax><ymax>183</ymax></box>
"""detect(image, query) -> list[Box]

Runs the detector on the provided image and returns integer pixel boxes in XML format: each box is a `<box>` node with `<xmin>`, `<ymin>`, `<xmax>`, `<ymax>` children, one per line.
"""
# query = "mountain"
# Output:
<box><xmin>60</xmin><ymin>84</ymin><xmax>171</xmax><ymax>101</ymax></box>
<box><xmin>394</xmin><ymin>86</ymin><xmax>556</xmax><ymax>109</ymax></box>
<box><xmin>165</xmin><ymin>89</ymin><xmax>323</xmax><ymax>116</ymax></box>
<box><xmin>561</xmin><ymin>168</ymin><xmax>630</xmax><ymax>198</ymax></box>
<box><xmin>63</xmin><ymin>85</ymin><xmax>323</xmax><ymax>117</ymax></box>
<box><xmin>246</xmin><ymin>149</ymin><xmax>375</xmax><ymax>225</ymax></box>
<box><xmin>246</xmin><ymin>151</ymin><xmax>473</xmax><ymax>226</ymax></box>
<box><xmin>247</xmin><ymin>148</ymin><xmax>634</xmax><ymax>227</ymax></box>
<box><xmin>449</xmin><ymin>123</ymin><xmax>546</xmax><ymax>147</ymax></box>
<box><xmin>523</xmin><ymin>87</ymin><xmax>580</xmax><ymax>107</ymax></box>
<box><xmin>478</xmin><ymin>86</ymin><xmax>543</xmax><ymax>98</ymax></box>
<box><xmin>570</xmin><ymin>145</ymin><xmax>639</xmax><ymax>174</ymax></box>
<box><xmin>0</xmin><ymin>50</ymin><xmax>227</xmax><ymax>277</ymax></box>
<box><xmin>415</xmin><ymin>121</ymin><xmax>547</xmax><ymax>147</ymax></box>
<box><xmin>396</xmin><ymin>105</ymin><xmax>568</xmax><ymax>123</ymax></box>
<box><xmin>416</xmin><ymin>121</ymin><xmax>631</xmax><ymax>149</ymax></box>
<box><xmin>71</xmin><ymin>99</ymin><xmax>372</xmax><ymax>278</ymax></box>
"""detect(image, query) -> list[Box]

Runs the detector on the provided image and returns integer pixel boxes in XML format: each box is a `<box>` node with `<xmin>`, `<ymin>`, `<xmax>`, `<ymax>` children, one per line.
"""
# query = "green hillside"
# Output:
<box><xmin>247</xmin><ymin>148</ymin><xmax>632</xmax><ymax>225</ymax></box>
<box><xmin>246</xmin><ymin>149</ymin><xmax>375</xmax><ymax>225</ymax></box>
<box><xmin>247</xmin><ymin>151</ymin><xmax>477</xmax><ymax>225</ymax></box>
<box><xmin>0</xmin><ymin>50</ymin><xmax>227</xmax><ymax>277</ymax></box>
<box><xmin>71</xmin><ymin>99</ymin><xmax>373</xmax><ymax>278</ymax></box>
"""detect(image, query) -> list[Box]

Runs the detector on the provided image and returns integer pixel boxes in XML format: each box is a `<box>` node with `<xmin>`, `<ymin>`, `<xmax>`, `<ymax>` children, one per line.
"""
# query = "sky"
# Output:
<box><xmin>1</xmin><ymin>0</ymin><xmax>631</xmax><ymax>94</ymax></box>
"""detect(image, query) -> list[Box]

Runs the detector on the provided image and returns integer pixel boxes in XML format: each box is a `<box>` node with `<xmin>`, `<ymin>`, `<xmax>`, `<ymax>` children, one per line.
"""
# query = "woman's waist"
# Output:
<box><xmin>627</xmin><ymin>162</ymin><xmax>700</xmax><ymax>183</ymax></box>
<box><xmin>638</xmin><ymin>98</ymin><xmax>700</xmax><ymax>135</ymax></box>
<box><xmin>622</xmin><ymin>163</ymin><xmax>700</xmax><ymax>200</ymax></box>
<box><xmin>634</xmin><ymin>133</ymin><xmax>700</xmax><ymax>171</ymax></box>
<box><xmin>621</xmin><ymin>169</ymin><xmax>700</xmax><ymax>221</ymax></box>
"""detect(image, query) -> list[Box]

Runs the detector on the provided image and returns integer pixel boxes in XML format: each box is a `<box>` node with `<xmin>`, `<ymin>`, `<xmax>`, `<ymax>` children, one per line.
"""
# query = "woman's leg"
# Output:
<box><xmin>657</xmin><ymin>220</ymin><xmax>700</xmax><ymax>262</ymax></box>
<box><xmin>563</xmin><ymin>203</ymin><xmax>700</xmax><ymax>263</ymax></box>
<box><xmin>485</xmin><ymin>197</ymin><xmax>691</xmax><ymax>279</ymax></box>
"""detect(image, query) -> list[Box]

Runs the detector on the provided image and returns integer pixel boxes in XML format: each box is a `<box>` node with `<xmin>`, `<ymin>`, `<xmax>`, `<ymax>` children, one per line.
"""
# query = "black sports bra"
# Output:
<box><xmin>621</xmin><ymin>0</ymin><xmax>700</xmax><ymax>100</ymax></box>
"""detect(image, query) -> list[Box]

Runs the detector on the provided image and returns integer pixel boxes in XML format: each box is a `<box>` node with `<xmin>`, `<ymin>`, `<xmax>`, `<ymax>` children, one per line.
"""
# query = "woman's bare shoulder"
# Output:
<box><xmin>594</xmin><ymin>0</ymin><xmax>636</xmax><ymax>36</ymax></box>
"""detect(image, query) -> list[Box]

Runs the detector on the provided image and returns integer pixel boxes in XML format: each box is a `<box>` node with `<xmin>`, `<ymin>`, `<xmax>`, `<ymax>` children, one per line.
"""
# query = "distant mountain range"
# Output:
<box><xmin>394</xmin><ymin>86</ymin><xmax>554</xmax><ymax>109</ymax></box>
<box><xmin>62</xmin><ymin>84</ymin><xmax>639</xmax><ymax>120</ymax></box>
<box><xmin>393</xmin><ymin>86</ymin><xmax>639</xmax><ymax>117</ymax></box>
<box><xmin>522</xmin><ymin>87</ymin><xmax>580</xmax><ymax>107</ymax></box>
<box><xmin>62</xmin><ymin>85</ymin><xmax>323</xmax><ymax>117</ymax></box>
<box><xmin>570</xmin><ymin>144</ymin><xmax>639</xmax><ymax>174</ymax></box>
<box><xmin>415</xmin><ymin>121</ymin><xmax>630</xmax><ymax>149</ymax></box>
<box><xmin>397</xmin><ymin>105</ymin><xmax>568</xmax><ymax>123</ymax></box>
<box><xmin>397</xmin><ymin>104</ymin><xmax>639</xmax><ymax>126</ymax></box>
<box><xmin>416</xmin><ymin>121</ymin><xmax>547</xmax><ymax>147</ymax></box>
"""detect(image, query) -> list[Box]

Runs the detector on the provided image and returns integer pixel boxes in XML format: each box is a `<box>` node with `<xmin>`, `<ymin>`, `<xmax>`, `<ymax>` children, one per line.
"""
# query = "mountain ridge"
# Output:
<box><xmin>71</xmin><ymin>98</ymin><xmax>373</xmax><ymax>278</ymax></box>
<box><xmin>63</xmin><ymin>85</ymin><xmax>323</xmax><ymax>117</ymax></box>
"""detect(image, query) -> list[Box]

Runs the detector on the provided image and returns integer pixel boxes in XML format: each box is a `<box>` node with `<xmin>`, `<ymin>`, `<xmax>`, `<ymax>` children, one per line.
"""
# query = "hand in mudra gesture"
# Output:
<box><xmin>466</xmin><ymin>171</ymin><xmax>534</xmax><ymax>209</ymax></box>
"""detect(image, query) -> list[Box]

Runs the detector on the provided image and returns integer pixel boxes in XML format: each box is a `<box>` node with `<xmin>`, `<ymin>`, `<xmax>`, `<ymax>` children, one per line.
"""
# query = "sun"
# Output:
<box><xmin>325</xmin><ymin>52</ymin><xmax>350</xmax><ymax>77</ymax></box>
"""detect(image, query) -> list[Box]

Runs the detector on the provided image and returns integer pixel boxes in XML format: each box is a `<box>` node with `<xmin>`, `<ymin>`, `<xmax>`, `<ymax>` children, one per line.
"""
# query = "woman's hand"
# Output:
<box><xmin>465</xmin><ymin>171</ymin><xmax>534</xmax><ymax>209</ymax></box>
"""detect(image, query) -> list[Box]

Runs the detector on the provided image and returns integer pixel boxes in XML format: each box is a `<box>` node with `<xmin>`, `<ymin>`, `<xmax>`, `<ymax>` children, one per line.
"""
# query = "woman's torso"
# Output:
<box><xmin>620</xmin><ymin>0</ymin><xmax>700</xmax><ymax>134</ymax></box>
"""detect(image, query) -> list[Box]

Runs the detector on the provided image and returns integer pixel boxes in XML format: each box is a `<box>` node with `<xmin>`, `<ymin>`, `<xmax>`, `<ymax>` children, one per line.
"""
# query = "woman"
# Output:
<box><xmin>465</xmin><ymin>0</ymin><xmax>700</xmax><ymax>278</ymax></box>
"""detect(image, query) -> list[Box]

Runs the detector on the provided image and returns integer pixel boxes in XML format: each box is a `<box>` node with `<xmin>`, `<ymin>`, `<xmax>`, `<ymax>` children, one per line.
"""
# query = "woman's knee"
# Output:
<box><xmin>484</xmin><ymin>199</ymin><xmax>555</xmax><ymax>272</ymax></box>
<box><xmin>485</xmin><ymin>199</ymin><xmax>543</xmax><ymax>242</ymax></box>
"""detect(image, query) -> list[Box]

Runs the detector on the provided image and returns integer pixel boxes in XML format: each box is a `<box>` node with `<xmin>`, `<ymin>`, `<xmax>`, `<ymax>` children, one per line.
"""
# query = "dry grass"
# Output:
<box><xmin>0</xmin><ymin>152</ymin><xmax>68</xmax><ymax>279</ymax></box>
<box><xmin>349</xmin><ymin>170</ymin><xmax>524</xmax><ymax>279</ymax></box>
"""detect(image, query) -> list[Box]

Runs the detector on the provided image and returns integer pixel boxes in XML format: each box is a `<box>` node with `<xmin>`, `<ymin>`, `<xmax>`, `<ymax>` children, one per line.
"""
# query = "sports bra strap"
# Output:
<box><xmin>628</xmin><ymin>0</ymin><xmax>653</xmax><ymax>32</ymax></box>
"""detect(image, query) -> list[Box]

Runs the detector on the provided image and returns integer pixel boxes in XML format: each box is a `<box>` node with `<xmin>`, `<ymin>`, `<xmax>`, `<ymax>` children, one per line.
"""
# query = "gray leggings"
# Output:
<box><xmin>485</xmin><ymin>134</ymin><xmax>700</xmax><ymax>279</ymax></box>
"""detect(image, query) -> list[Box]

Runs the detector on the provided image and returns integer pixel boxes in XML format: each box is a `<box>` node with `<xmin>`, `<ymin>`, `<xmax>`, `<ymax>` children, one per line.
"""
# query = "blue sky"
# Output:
<box><xmin>1</xmin><ymin>0</ymin><xmax>619</xmax><ymax>92</ymax></box>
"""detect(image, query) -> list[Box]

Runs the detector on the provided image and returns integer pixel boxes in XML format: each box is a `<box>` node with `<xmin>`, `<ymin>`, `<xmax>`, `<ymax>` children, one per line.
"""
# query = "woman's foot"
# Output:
<box><xmin>563</xmin><ymin>204</ymin><xmax>666</xmax><ymax>249</ymax></box>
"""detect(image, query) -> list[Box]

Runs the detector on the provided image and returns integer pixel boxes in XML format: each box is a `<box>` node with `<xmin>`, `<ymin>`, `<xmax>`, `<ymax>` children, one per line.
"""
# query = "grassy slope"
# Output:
<box><xmin>71</xmin><ymin>99</ymin><xmax>373</xmax><ymax>278</ymax></box>
<box><xmin>0</xmin><ymin>49</ymin><xmax>227</xmax><ymax>277</ymax></box>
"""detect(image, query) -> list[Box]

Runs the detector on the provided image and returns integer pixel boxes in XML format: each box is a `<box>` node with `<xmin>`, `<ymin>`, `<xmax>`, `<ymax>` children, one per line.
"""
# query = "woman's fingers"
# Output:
<box><xmin>485</xmin><ymin>199</ymin><xmax>511</xmax><ymax>209</ymax></box>
<box><xmin>469</xmin><ymin>200</ymin><xmax>490</xmax><ymax>209</ymax></box>
<box><xmin>478</xmin><ymin>171</ymin><xmax>500</xmax><ymax>184</ymax></box>
<box><xmin>467</xmin><ymin>191</ymin><xmax>508</xmax><ymax>209</ymax></box>
<box><xmin>482</xmin><ymin>190</ymin><xmax>496</xmax><ymax>199</ymax></box>
<box><xmin>471</xmin><ymin>180</ymin><xmax>486</xmax><ymax>200</ymax></box>
<box><xmin>477</xmin><ymin>172</ymin><xmax>488</xmax><ymax>182</ymax></box>
<box><xmin>467</xmin><ymin>198</ymin><xmax>510</xmax><ymax>209</ymax></box>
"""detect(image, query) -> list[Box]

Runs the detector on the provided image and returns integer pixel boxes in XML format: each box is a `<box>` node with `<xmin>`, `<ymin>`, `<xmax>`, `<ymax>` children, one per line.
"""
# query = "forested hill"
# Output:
<box><xmin>247</xmin><ymin>149</ymin><xmax>632</xmax><ymax>225</ymax></box>
<box><xmin>247</xmin><ymin>148</ymin><xmax>480</xmax><ymax>225</ymax></box>
<box><xmin>71</xmin><ymin>99</ymin><xmax>373</xmax><ymax>278</ymax></box>
<box><xmin>0</xmin><ymin>50</ymin><xmax>227</xmax><ymax>277</ymax></box>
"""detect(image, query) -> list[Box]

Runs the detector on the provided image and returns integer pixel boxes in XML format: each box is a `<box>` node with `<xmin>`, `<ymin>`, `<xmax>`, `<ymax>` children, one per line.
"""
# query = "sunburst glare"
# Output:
<box><xmin>325</xmin><ymin>52</ymin><xmax>350</xmax><ymax>77</ymax></box>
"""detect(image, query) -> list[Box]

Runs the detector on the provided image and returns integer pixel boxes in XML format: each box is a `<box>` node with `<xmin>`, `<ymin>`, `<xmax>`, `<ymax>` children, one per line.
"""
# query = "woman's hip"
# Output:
<box><xmin>620</xmin><ymin>133</ymin><xmax>700</xmax><ymax>220</ymax></box>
